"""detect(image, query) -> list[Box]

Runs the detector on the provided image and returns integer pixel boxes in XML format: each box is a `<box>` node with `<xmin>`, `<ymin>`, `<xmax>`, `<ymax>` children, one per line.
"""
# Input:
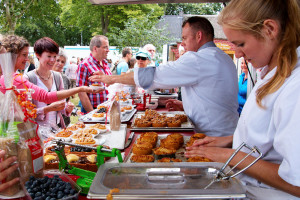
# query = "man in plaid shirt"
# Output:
<box><xmin>76</xmin><ymin>35</ymin><xmax>112</xmax><ymax>113</ymax></box>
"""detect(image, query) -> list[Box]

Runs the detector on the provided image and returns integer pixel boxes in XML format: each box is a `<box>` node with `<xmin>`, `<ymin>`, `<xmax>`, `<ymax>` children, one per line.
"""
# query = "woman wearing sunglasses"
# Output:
<box><xmin>135</xmin><ymin>51</ymin><xmax>151</xmax><ymax>68</ymax></box>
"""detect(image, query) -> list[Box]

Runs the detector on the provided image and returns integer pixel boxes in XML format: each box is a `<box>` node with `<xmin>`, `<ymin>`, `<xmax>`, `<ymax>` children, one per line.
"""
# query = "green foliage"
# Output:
<box><xmin>160</xmin><ymin>3</ymin><xmax>222</xmax><ymax>15</ymax></box>
<box><xmin>0</xmin><ymin>1</ymin><xmax>222</xmax><ymax>49</ymax></box>
<box><xmin>109</xmin><ymin>14</ymin><xmax>174</xmax><ymax>55</ymax></box>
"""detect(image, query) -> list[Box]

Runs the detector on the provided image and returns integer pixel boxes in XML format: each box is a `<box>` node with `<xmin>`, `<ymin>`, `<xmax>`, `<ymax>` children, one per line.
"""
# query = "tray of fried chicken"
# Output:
<box><xmin>131</xmin><ymin>109</ymin><xmax>195</xmax><ymax>131</ymax></box>
<box><xmin>125</xmin><ymin>132</ymin><xmax>212</xmax><ymax>163</ymax></box>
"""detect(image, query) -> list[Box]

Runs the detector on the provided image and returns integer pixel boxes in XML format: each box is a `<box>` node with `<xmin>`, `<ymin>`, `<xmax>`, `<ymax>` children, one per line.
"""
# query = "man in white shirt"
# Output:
<box><xmin>89</xmin><ymin>16</ymin><xmax>239</xmax><ymax>137</ymax></box>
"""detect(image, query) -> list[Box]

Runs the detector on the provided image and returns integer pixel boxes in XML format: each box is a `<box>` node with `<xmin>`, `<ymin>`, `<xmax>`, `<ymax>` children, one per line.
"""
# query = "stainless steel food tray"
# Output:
<box><xmin>131</xmin><ymin>111</ymin><xmax>195</xmax><ymax>131</ymax></box>
<box><xmin>79</xmin><ymin>109</ymin><xmax>137</xmax><ymax>123</ymax></box>
<box><xmin>88</xmin><ymin>162</ymin><xmax>246</xmax><ymax>199</ymax></box>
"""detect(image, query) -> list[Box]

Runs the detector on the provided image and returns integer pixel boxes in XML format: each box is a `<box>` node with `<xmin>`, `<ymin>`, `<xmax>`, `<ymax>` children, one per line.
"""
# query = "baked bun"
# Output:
<box><xmin>160</xmin><ymin>137</ymin><xmax>181</xmax><ymax>150</ymax></box>
<box><xmin>157</xmin><ymin>157</ymin><xmax>182</xmax><ymax>162</ymax></box>
<box><xmin>187</xmin><ymin>156</ymin><xmax>212</xmax><ymax>162</ymax></box>
<box><xmin>137</xmin><ymin>136</ymin><xmax>157</xmax><ymax>148</ymax></box>
<box><xmin>136</xmin><ymin>119</ymin><xmax>152</xmax><ymax>127</ymax></box>
<box><xmin>175</xmin><ymin>114</ymin><xmax>188</xmax><ymax>123</ymax></box>
<box><xmin>132</xmin><ymin>142</ymin><xmax>153</xmax><ymax>155</ymax></box>
<box><xmin>152</xmin><ymin>119</ymin><xmax>167</xmax><ymax>127</ymax></box>
<box><xmin>130</xmin><ymin>155</ymin><xmax>154</xmax><ymax>163</ymax></box>
<box><xmin>166</xmin><ymin>117</ymin><xmax>181</xmax><ymax>127</ymax></box>
<box><xmin>153</xmin><ymin>147</ymin><xmax>177</xmax><ymax>159</ymax></box>
<box><xmin>186</xmin><ymin>133</ymin><xmax>206</xmax><ymax>147</ymax></box>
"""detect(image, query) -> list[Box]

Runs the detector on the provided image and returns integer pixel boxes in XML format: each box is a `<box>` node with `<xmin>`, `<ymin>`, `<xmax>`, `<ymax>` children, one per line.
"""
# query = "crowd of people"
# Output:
<box><xmin>1</xmin><ymin>0</ymin><xmax>300</xmax><ymax>198</ymax></box>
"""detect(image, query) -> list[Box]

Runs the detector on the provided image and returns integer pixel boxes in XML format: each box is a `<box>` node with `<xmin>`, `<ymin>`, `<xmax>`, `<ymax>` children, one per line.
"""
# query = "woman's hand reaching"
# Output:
<box><xmin>0</xmin><ymin>150</ymin><xmax>19</xmax><ymax>192</ymax></box>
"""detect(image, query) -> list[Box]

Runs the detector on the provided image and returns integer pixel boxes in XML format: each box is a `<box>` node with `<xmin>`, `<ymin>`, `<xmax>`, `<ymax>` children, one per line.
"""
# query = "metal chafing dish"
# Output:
<box><xmin>88</xmin><ymin>162</ymin><xmax>245</xmax><ymax>199</ymax></box>
<box><xmin>88</xmin><ymin>143</ymin><xmax>262</xmax><ymax>199</ymax></box>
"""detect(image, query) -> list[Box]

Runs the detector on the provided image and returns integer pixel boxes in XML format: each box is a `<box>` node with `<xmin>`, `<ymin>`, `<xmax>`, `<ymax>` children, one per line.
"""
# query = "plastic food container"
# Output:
<box><xmin>26</xmin><ymin>170</ymin><xmax>81</xmax><ymax>200</ymax></box>
<box><xmin>88</xmin><ymin>162</ymin><xmax>246</xmax><ymax>199</ymax></box>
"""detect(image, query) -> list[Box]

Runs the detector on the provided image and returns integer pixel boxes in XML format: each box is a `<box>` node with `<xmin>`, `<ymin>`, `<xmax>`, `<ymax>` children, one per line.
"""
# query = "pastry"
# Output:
<box><xmin>87</xmin><ymin>154</ymin><xmax>97</xmax><ymax>163</ymax></box>
<box><xmin>132</xmin><ymin>142</ymin><xmax>153</xmax><ymax>155</ymax></box>
<box><xmin>130</xmin><ymin>155</ymin><xmax>154</xmax><ymax>163</ymax></box>
<box><xmin>66</xmin><ymin>154</ymin><xmax>80</xmax><ymax>163</ymax></box>
<box><xmin>152</xmin><ymin>119</ymin><xmax>167</xmax><ymax>127</ymax></box>
<box><xmin>187</xmin><ymin>156</ymin><xmax>212</xmax><ymax>162</ymax></box>
<box><xmin>83</xmin><ymin>128</ymin><xmax>98</xmax><ymax>135</ymax></box>
<box><xmin>72</xmin><ymin>132</ymin><xmax>93</xmax><ymax>139</ymax></box>
<box><xmin>166</xmin><ymin>117</ymin><xmax>181</xmax><ymax>127</ymax></box>
<box><xmin>175</xmin><ymin>114</ymin><xmax>188</xmax><ymax>123</ymax></box>
<box><xmin>160</xmin><ymin>137</ymin><xmax>181</xmax><ymax>150</ymax></box>
<box><xmin>157</xmin><ymin>157</ymin><xmax>182</xmax><ymax>162</ymax></box>
<box><xmin>92</xmin><ymin>113</ymin><xmax>105</xmax><ymax>118</ymax></box>
<box><xmin>44</xmin><ymin>155</ymin><xmax>57</xmax><ymax>163</ymax></box>
<box><xmin>136</xmin><ymin>119</ymin><xmax>152</xmax><ymax>127</ymax></box>
<box><xmin>75</xmin><ymin>137</ymin><xmax>96</xmax><ymax>145</ymax></box>
<box><xmin>56</xmin><ymin>129</ymin><xmax>73</xmax><ymax>137</ymax></box>
<box><xmin>186</xmin><ymin>133</ymin><xmax>206</xmax><ymax>147</ymax></box>
<box><xmin>153</xmin><ymin>147</ymin><xmax>177</xmax><ymax>159</ymax></box>
<box><xmin>137</xmin><ymin>136</ymin><xmax>157</xmax><ymax>148</ymax></box>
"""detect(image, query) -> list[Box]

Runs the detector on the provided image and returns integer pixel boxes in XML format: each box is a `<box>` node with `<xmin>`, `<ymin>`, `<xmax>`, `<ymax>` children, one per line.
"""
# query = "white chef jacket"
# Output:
<box><xmin>233</xmin><ymin>47</ymin><xmax>300</xmax><ymax>199</ymax></box>
<box><xmin>134</xmin><ymin>42</ymin><xmax>239</xmax><ymax>136</ymax></box>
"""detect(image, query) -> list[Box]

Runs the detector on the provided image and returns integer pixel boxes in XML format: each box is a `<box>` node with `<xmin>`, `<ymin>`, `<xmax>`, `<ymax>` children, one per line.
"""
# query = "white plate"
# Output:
<box><xmin>89</xmin><ymin>85</ymin><xmax>105</xmax><ymax>90</ymax></box>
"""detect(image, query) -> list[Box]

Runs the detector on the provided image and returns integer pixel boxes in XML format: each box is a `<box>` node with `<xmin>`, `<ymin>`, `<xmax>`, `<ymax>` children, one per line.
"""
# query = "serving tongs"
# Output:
<box><xmin>204</xmin><ymin>142</ymin><xmax>263</xmax><ymax>189</ymax></box>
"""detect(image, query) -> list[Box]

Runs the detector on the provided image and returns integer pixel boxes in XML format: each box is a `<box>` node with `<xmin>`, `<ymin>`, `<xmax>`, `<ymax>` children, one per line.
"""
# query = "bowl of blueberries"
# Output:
<box><xmin>25</xmin><ymin>170</ymin><xmax>81</xmax><ymax>200</ymax></box>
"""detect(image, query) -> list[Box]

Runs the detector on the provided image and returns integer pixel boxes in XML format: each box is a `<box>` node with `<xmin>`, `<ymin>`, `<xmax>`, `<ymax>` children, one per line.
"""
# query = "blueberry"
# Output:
<box><xmin>54</xmin><ymin>175</ymin><xmax>59</xmax><ymax>179</ymax></box>
<box><xmin>70</xmin><ymin>189</ymin><xmax>77</xmax><ymax>195</ymax></box>
<box><xmin>65</xmin><ymin>183</ymin><xmax>72</xmax><ymax>189</ymax></box>
<box><xmin>57</xmin><ymin>193</ymin><xmax>64</xmax><ymax>199</ymax></box>
<box><xmin>29</xmin><ymin>192</ymin><xmax>35</xmax><ymax>198</ymax></box>
<box><xmin>64</xmin><ymin>188</ymin><xmax>70</xmax><ymax>194</ymax></box>
<box><xmin>45</xmin><ymin>197</ymin><xmax>51</xmax><ymax>200</ymax></box>
<box><xmin>36</xmin><ymin>192</ymin><xmax>42</xmax><ymax>197</ymax></box>
<box><xmin>50</xmin><ymin>198</ymin><xmax>56</xmax><ymax>200</ymax></box>
<box><xmin>33</xmin><ymin>188</ymin><xmax>38</xmax><ymax>193</ymax></box>
<box><xmin>52</xmin><ymin>187</ymin><xmax>58</xmax><ymax>193</ymax></box>
<box><xmin>29</xmin><ymin>176</ymin><xmax>35</xmax><ymax>181</ymax></box>
<box><xmin>27</xmin><ymin>188</ymin><xmax>33</xmax><ymax>193</ymax></box>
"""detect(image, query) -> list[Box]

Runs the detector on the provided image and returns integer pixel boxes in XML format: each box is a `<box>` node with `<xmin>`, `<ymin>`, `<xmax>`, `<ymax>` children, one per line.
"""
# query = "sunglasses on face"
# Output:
<box><xmin>136</xmin><ymin>56</ymin><xmax>147</xmax><ymax>61</ymax></box>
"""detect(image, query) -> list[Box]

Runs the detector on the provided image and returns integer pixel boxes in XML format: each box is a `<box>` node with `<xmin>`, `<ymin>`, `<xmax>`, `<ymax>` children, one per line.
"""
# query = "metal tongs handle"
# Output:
<box><xmin>217</xmin><ymin>142</ymin><xmax>263</xmax><ymax>180</ymax></box>
<box><xmin>204</xmin><ymin>142</ymin><xmax>262</xmax><ymax>189</ymax></box>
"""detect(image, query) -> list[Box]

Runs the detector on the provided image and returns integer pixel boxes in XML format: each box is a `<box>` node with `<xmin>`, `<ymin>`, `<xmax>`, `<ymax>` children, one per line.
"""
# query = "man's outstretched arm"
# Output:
<box><xmin>89</xmin><ymin>71</ymin><xmax>135</xmax><ymax>86</ymax></box>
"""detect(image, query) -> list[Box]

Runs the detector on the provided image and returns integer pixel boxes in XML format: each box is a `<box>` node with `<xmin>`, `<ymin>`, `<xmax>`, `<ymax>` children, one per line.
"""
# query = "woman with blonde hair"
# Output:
<box><xmin>185</xmin><ymin>0</ymin><xmax>300</xmax><ymax>199</ymax></box>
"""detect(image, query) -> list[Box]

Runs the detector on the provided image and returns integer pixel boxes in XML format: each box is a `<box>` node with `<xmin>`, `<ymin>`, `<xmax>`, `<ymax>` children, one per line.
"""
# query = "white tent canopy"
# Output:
<box><xmin>88</xmin><ymin>0</ymin><xmax>229</xmax><ymax>5</ymax></box>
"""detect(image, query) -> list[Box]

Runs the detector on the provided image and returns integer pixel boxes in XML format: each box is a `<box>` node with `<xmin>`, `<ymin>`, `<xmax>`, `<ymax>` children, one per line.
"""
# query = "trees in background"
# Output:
<box><xmin>0</xmin><ymin>2</ymin><xmax>222</xmax><ymax>49</ymax></box>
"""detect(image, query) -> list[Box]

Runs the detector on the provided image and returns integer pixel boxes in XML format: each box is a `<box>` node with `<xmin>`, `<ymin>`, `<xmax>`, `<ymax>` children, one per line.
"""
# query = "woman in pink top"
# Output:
<box><xmin>0</xmin><ymin>35</ymin><xmax>103</xmax><ymax>105</ymax></box>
